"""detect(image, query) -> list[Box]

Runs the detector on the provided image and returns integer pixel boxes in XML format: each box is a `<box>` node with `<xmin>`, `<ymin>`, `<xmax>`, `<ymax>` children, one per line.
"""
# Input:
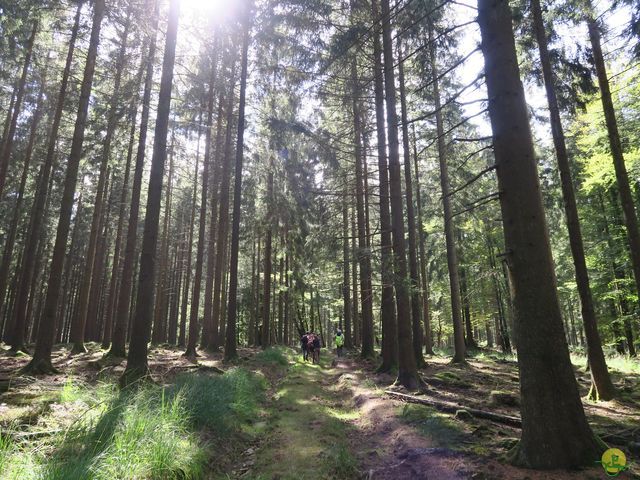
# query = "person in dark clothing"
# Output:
<box><xmin>301</xmin><ymin>332</ymin><xmax>310</xmax><ymax>361</ymax></box>
<box><xmin>311</xmin><ymin>334</ymin><xmax>321</xmax><ymax>363</ymax></box>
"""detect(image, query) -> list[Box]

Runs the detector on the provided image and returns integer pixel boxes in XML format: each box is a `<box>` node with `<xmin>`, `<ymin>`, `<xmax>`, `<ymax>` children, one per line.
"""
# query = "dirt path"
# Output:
<box><xmin>244</xmin><ymin>352</ymin><xmax>359</xmax><ymax>479</ymax></box>
<box><xmin>240</xmin><ymin>351</ymin><xmax>635</xmax><ymax>480</ymax></box>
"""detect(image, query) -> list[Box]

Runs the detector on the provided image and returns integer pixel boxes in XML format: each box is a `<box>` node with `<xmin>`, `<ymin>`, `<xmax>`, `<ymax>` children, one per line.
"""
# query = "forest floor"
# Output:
<box><xmin>0</xmin><ymin>343</ymin><xmax>639</xmax><ymax>479</ymax></box>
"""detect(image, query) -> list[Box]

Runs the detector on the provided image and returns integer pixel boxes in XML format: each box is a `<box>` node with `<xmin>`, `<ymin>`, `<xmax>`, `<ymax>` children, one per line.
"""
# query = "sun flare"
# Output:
<box><xmin>180</xmin><ymin>0</ymin><xmax>232</xmax><ymax>17</ymax></box>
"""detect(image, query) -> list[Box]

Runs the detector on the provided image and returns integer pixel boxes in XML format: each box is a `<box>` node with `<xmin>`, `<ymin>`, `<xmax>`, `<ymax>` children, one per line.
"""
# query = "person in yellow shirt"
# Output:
<box><xmin>334</xmin><ymin>329</ymin><xmax>344</xmax><ymax>357</ymax></box>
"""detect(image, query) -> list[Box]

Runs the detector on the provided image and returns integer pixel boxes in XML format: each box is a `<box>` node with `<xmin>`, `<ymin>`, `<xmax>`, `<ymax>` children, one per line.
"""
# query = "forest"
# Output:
<box><xmin>0</xmin><ymin>0</ymin><xmax>639</xmax><ymax>478</ymax></box>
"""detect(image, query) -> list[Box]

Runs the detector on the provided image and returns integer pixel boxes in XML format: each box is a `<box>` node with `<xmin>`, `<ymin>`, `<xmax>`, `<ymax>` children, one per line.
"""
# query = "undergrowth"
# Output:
<box><xmin>0</xmin><ymin>368</ymin><xmax>265</xmax><ymax>479</ymax></box>
<box><xmin>254</xmin><ymin>346</ymin><xmax>291</xmax><ymax>366</ymax></box>
<box><xmin>399</xmin><ymin>404</ymin><xmax>466</xmax><ymax>449</ymax></box>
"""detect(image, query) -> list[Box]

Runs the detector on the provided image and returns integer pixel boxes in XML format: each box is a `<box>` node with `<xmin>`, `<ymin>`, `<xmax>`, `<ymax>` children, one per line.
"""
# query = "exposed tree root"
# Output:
<box><xmin>8</xmin><ymin>344</ymin><xmax>31</xmax><ymax>356</ymax></box>
<box><xmin>20</xmin><ymin>358</ymin><xmax>59</xmax><ymax>376</ymax></box>
<box><xmin>384</xmin><ymin>390</ymin><xmax>522</xmax><ymax>427</ymax></box>
<box><xmin>70</xmin><ymin>342</ymin><xmax>87</xmax><ymax>355</ymax></box>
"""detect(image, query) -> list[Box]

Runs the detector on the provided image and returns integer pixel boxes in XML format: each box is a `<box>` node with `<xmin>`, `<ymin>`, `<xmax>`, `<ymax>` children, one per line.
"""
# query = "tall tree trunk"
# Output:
<box><xmin>102</xmin><ymin>59</ymin><xmax>145</xmax><ymax>349</ymax></box>
<box><xmin>109</xmin><ymin>1</ymin><xmax>160</xmax><ymax>358</ymax></box>
<box><xmin>225</xmin><ymin>7</ymin><xmax>251</xmax><ymax>359</ymax></box>
<box><xmin>398</xmin><ymin>36</ymin><xmax>426</xmax><ymax>368</ymax></box>
<box><xmin>211</xmin><ymin>70</ymin><xmax>237</xmax><ymax>350</ymax></box>
<box><xmin>120</xmin><ymin>0</ymin><xmax>180</xmax><ymax>385</ymax></box>
<box><xmin>178</xmin><ymin>113</ymin><xmax>202</xmax><ymax>348</ymax></box>
<box><xmin>602</xmin><ymin>189</ymin><xmax>637</xmax><ymax>357</ymax></box>
<box><xmin>184</xmin><ymin>61</ymin><xmax>216</xmax><ymax>358</ymax></box>
<box><xmin>478</xmin><ymin>0</ymin><xmax>603</xmax><ymax>467</ymax></box>
<box><xmin>459</xmin><ymin>262</ymin><xmax>476</xmax><ymax>348</ymax></box>
<box><xmin>7</xmin><ymin>1</ymin><xmax>82</xmax><ymax>353</ymax></box>
<box><xmin>587</xmin><ymin>13</ymin><xmax>640</xmax><ymax>308</ymax></box>
<box><xmin>342</xmin><ymin>194</ymin><xmax>352</xmax><ymax>348</ymax></box>
<box><xmin>167</xmin><ymin>220</ymin><xmax>183</xmax><ymax>345</ymax></box>
<box><xmin>0</xmin><ymin>21</ymin><xmax>38</xmax><ymax>199</ymax></box>
<box><xmin>487</xmin><ymin>230</ymin><xmax>511</xmax><ymax>353</ymax></box>
<box><xmin>70</xmin><ymin>7</ymin><xmax>131</xmax><ymax>354</ymax></box>
<box><xmin>427</xmin><ymin>21</ymin><xmax>466</xmax><ymax>363</ymax></box>
<box><xmin>255</xmin><ymin>238</ymin><xmax>262</xmax><ymax>344</ymax></box>
<box><xmin>531</xmin><ymin>0</ymin><xmax>615</xmax><ymax>400</ymax></box>
<box><xmin>87</xmin><ymin>171</ymin><xmax>114</xmax><ymax>341</ymax></box>
<box><xmin>368</xmin><ymin>0</ymin><xmax>396</xmax><ymax>369</ymax></box>
<box><xmin>284</xmin><ymin>251</ymin><xmax>290</xmax><ymax>346</ymax></box>
<box><xmin>380</xmin><ymin>0</ymin><xmax>419</xmax><ymax>388</ymax></box>
<box><xmin>22</xmin><ymin>0</ymin><xmax>105</xmax><ymax>374</ymax></box>
<box><xmin>151</xmin><ymin>129</ymin><xmax>175</xmax><ymax>344</ymax></box>
<box><xmin>86</xmin><ymin>174</ymin><xmax>116</xmax><ymax>341</ymax></box>
<box><xmin>261</xmin><ymin>162</ymin><xmax>274</xmax><ymax>349</ymax></box>
<box><xmin>57</xmin><ymin>196</ymin><xmax>84</xmax><ymax>344</ymax></box>
<box><xmin>412</xmin><ymin>127</ymin><xmax>434</xmax><ymax>354</ymax></box>
<box><xmin>201</xmin><ymin>55</ymin><xmax>223</xmax><ymax>351</ymax></box>
<box><xmin>0</xmin><ymin>58</ymin><xmax>48</xmax><ymax>321</ymax></box>
<box><xmin>351</xmin><ymin>210</ymin><xmax>360</xmax><ymax>346</ymax></box>
<box><xmin>349</xmin><ymin>56</ymin><xmax>374</xmax><ymax>358</ymax></box>
<box><xmin>248</xmin><ymin>237</ymin><xmax>257</xmax><ymax>346</ymax></box>
<box><xmin>277</xmin><ymin>243</ymin><xmax>284</xmax><ymax>343</ymax></box>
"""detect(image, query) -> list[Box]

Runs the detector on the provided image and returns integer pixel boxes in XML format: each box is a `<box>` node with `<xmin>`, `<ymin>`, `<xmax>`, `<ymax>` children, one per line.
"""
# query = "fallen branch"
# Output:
<box><xmin>384</xmin><ymin>390</ymin><xmax>522</xmax><ymax>428</ymax></box>
<box><xmin>7</xmin><ymin>428</ymin><xmax>64</xmax><ymax>439</ymax></box>
<box><xmin>165</xmin><ymin>364</ymin><xmax>225</xmax><ymax>375</ymax></box>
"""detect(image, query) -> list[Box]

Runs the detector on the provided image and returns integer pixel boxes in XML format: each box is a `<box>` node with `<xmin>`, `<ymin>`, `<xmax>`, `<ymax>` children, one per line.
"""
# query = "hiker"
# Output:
<box><xmin>334</xmin><ymin>329</ymin><xmax>344</xmax><ymax>357</ymax></box>
<box><xmin>301</xmin><ymin>332</ymin><xmax>310</xmax><ymax>361</ymax></box>
<box><xmin>311</xmin><ymin>333</ymin><xmax>321</xmax><ymax>364</ymax></box>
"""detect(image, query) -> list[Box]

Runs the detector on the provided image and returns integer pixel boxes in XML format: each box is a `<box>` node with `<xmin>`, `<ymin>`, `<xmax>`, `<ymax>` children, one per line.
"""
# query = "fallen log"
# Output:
<box><xmin>384</xmin><ymin>390</ymin><xmax>522</xmax><ymax>428</ymax></box>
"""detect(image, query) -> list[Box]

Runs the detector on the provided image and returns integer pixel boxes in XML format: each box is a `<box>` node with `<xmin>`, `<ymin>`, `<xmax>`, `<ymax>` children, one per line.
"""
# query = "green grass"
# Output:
<box><xmin>254</xmin><ymin>346</ymin><xmax>291</xmax><ymax>366</ymax></box>
<box><xmin>251</xmin><ymin>352</ymin><xmax>359</xmax><ymax>480</ymax></box>
<box><xmin>0</xmin><ymin>368</ymin><xmax>266</xmax><ymax>479</ymax></box>
<box><xmin>570</xmin><ymin>353</ymin><xmax>640</xmax><ymax>375</ymax></box>
<box><xmin>399</xmin><ymin>404</ymin><xmax>467</xmax><ymax>449</ymax></box>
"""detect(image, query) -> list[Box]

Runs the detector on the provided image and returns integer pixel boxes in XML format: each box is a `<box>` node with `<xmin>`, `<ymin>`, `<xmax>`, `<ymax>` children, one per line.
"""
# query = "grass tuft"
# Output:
<box><xmin>254</xmin><ymin>347</ymin><xmax>290</xmax><ymax>366</ymax></box>
<box><xmin>0</xmin><ymin>368</ymin><xmax>266</xmax><ymax>480</ymax></box>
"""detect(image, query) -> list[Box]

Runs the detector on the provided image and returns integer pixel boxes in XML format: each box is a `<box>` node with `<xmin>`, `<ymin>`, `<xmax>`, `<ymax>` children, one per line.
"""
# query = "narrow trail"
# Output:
<box><xmin>238</xmin><ymin>349</ymin><xmax>632</xmax><ymax>480</ymax></box>
<box><xmin>248</xmin><ymin>352</ymin><xmax>359</xmax><ymax>479</ymax></box>
<box><xmin>245</xmin><ymin>351</ymin><xmax>469</xmax><ymax>480</ymax></box>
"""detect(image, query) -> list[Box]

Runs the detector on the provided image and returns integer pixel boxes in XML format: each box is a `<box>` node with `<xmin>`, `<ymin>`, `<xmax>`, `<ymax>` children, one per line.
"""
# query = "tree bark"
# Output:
<box><xmin>368</xmin><ymin>0</ymin><xmax>396</xmax><ymax>370</ymax></box>
<box><xmin>587</xmin><ymin>13</ymin><xmax>640</xmax><ymax>310</ymax></box>
<box><xmin>22</xmin><ymin>0</ymin><xmax>105</xmax><ymax>374</ymax></box>
<box><xmin>211</xmin><ymin>69</ymin><xmax>237</xmax><ymax>350</ymax></box>
<box><xmin>201</xmin><ymin>54</ymin><xmax>223</xmax><ymax>351</ymax></box>
<box><xmin>261</xmin><ymin>161</ymin><xmax>274</xmax><ymax>349</ymax></box>
<box><xmin>351</xmin><ymin>210</ymin><xmax>360</xmax><ymax>346</ymax></box>
<box><xmin>342</xmin><ymin>193</ymin><xmax>352</xmax><ymax>348</ymax></box>
<box><xmin>0</xmin><ymin>56</ymin><xmax>48</xmax><ymax>324</ymax></box>
<box><xmin>184</xmin><ymin>62</ymin><xmax>216</xmax><ymax>358</ymax></box>
<box><xmin>349</xmin><ymin>55</ymin><xmax>374</xmax><ymax>358</ymax></box>
<box><xmin>427</xmin><ymin>21</ymin><xmax>466</xmax><ymax>363</ymax></box>
<box><xmin>178</xmin><ymin>112</ymin><xmax>203</xmax><ymax>348</ymax></box>
<box><xmin>7</xmin><ymin>1</ymin><xmax>82</xmax><ymax>353</ymax></box>
<box><xmin>379</xmin><ymin>0</ymin><xmax>419</xmax><ymax>388</ymax></box>
<box><xmin>109</xmin><ymin>0</ymin><xmax>160</xmax><ymax>359</ymax></box>
<box><xmin>120</xmin><ymin>0</ymin><xmax>180</xmax><ymax>386</ymax></box>
<box><xmin>101</xmin><ymin>57</ymin><xmax>146</xmax><ymax>349</ymax></box>
<box><xmin>398</xmin><ymin>36</ymin><xmax>426</xmax><ymax>368</ymax></box>
<box><xmin>0</xmin><ymin>21</ymin><xmax>38</xmax><ymax>200</ymax></box>
<box><xmin>70</xmin><ymin>6</ymin><xmax>131</xmax><ymax>354</ymax></box>
<box><xmin>412</xmin><ymin>126</ymin><xmax>434</xmax><ymax>354</ymax></box>
<box><xmin>225</xmin><ymin>8</ymin><xmax>251</xmax><ymax>360</ymax></box>
<box><xmin>478</xmin><ymin>0</ymin><xmax>603</xmax><ymax>467</ymax></box>
<box><xmin>531</xmin><ymin>0</ymin><xmax>615</xmax><ymax>400</ymax></box>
